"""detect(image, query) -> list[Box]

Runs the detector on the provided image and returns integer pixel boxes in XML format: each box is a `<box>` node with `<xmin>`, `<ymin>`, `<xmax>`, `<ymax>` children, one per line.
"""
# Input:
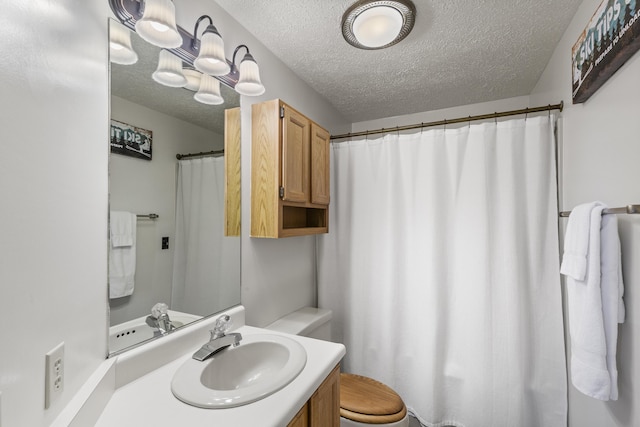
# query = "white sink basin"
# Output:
<box><xmin>171</xmin><ymin>333</ymin><xmax>307</xmax><ymax>408</ymax></box>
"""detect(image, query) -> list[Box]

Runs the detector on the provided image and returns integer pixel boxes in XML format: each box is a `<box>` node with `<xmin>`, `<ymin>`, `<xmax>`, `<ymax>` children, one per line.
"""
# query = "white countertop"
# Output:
<box><xmin>95</xmin><ymin>325</ymin><xmax>345</xmax><ymax>427</ymax></box>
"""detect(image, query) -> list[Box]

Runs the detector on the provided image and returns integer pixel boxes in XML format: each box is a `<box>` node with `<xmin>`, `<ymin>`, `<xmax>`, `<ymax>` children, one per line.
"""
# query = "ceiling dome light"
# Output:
<box><xmin>182</xmin><ymin>68</ymin><xmax>203</xmax><ymax>91</ymax></box>
<box><xmin>135</xmin><ymin>0</ymin><xmax>182</xmax><ymax>49</ymax></box>
<box><xmin>194</xmin><ymin>74</ymin><xmax>224</xmax><ymax>105</ymax></box>
<box><xmin>152</xmin><ymin>50</ymin><xmax>187</xmax><ymax>87</ymax></box>
<box><xmin>109</xmin><ymin>20</ymin><xmax>138</xmax><ymax>65</ymax></box>
<box><xmin>342</xmin><ymin>0</ymin><xmax>416</xmax><ymax>50</ymax></box>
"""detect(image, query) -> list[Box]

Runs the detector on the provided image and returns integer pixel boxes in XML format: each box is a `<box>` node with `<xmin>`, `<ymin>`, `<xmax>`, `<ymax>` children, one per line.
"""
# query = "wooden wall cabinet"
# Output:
<box><xmin>287</xmin><ymin>365</ymin><xmax>340</xmax><ymax>427</ymax></box>
<box><xmin>251</xmin><ymin>99</ymin><xmax>330</xmax><ymax>238</ymax></box>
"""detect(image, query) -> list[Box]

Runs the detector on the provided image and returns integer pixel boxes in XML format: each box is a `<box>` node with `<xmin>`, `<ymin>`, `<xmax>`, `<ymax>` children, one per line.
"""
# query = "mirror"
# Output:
<box><xmin>108</xmin><ymin>19</ymin><xmax>241</xmax><ymax>355</ymax></box>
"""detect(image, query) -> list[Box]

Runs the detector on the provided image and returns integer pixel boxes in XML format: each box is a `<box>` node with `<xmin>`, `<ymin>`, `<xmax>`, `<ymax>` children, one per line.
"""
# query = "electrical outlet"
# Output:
<box><xmin>45</xmin><ymin>342</ymin><xmax>64</xmax><ymax>409</ymax></box>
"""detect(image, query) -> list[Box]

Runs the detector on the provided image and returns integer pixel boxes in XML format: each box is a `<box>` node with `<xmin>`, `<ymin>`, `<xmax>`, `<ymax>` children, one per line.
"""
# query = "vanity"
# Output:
<box><xmin>53</xmin><ymin>306</ymin><xmax>345</xmax><ymax>426</ymax></box>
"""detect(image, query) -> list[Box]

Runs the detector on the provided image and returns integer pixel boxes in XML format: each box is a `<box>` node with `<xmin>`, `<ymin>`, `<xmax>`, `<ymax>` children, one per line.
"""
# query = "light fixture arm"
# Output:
<box><xmin>231</xmin><ymin>44</ymin><xmax>250</xmax><ymax>72</ymax></box>
<box><xmin>192</xmin><ymin>15</ymin><xmax>214</xmax><ymax>49</ymax></box>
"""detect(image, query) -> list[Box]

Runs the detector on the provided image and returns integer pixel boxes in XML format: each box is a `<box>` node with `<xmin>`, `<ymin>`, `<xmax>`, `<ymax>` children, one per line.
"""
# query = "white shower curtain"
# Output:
<box><xmin>318</xmin><ymin>116</ymin><xmax>567</xmax><ymax>427</ymax></box>
<box><xmin>172</xmin><ymin>157</ymin><xmax>240</xmax><ymax>316</ymax></box>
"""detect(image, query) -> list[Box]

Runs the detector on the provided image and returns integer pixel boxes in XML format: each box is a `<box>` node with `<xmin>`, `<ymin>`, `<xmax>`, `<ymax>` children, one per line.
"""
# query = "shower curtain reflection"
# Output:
<box><xmin>172</xmin><ymin>157</ymin><xmax>240</xmax><ymax>316</ymax></box>
<box><xmin>318</xmin><ymin>116</ymin><xmax>567</xmax><ymax>427</ymax></box>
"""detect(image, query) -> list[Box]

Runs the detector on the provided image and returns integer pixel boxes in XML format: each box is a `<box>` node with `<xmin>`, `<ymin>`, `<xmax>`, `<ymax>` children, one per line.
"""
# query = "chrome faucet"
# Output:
<box><xmin>192</xmin><ymin>315</ymin><xmax>243</xmax><ymax>361</ymax></box>
<box><xmin>145</xmin><ymin>303</ymin><xmax>176</xmax><ymax>334</ymax></box>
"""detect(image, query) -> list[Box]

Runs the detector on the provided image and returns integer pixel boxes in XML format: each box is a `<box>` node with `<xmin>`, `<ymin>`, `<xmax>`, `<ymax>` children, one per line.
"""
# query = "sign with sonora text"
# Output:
<box><xmin>572</xmin><ymin>0</ymin><xmax>640</xmax><ymax>103</ymax></box>
<box><xmin>110</xmin><ymin>120</ymin><xmax>153</xmax><ymax>161</ymax></box>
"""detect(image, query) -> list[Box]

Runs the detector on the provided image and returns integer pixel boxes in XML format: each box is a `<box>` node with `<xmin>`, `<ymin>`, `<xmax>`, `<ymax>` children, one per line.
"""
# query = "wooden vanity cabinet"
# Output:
<box><xmin>251</xmin><ymin>99</ymin><xmax>330</xmax><ymax>238</ymax></box>
<box><xmin>288</xmin><ymin>365</ymin><xmax>340</xmax><ymax>427</ymax></box>
<box><xmin>288</xmin><ymin>406</ymin><xmax>309</xmax><ymax>427</ymax></box>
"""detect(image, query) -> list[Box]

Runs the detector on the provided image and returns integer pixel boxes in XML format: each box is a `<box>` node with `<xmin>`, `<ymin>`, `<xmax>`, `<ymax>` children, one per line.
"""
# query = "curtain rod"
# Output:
<box><xmin>330</xmin><ymin>101</ymin><xmax>564</xmax><ymax>141</ymax></box>
<box><xmin>176</xmin><ymin>149</ymin><xmax>224</xmax><ymax>160</ymax></box>
<box><xmin>559</xmin><ymin>204</ymin><xmax>640</xmax><ymax>218</ymax></box>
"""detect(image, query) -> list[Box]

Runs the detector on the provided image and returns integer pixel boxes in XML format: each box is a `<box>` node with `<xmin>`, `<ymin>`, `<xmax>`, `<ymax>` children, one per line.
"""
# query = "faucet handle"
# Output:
<box><xmin>151</xmin><ymin>302</ymin><xmax>169</xmax><ymax>318</ymax></box>
<box><xmin>210</xmin><ymin>315</ymin><xmax>232</xmax><ymax>339</ymax></box>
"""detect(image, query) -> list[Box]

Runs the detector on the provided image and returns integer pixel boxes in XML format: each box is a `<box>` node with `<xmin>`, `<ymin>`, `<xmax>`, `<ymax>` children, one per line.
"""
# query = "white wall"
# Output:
<box><xmin>352</xmin><ymin>95</ymin><xmax>532</xmax><ymax>132</ymax></box>
<box><xmin>0</xmin><ymin>1</ymin><xmax>110</xmax><ymax>426</ymax></box>
<box><xmin>531</xmin><ymin>0</ymin><xmax>640</xmax><ymax>425</ymax></box>
<box><xmin>109</xmin><ymin>96</ymin><xmax>223</xmax><ymax>326</ymax></box>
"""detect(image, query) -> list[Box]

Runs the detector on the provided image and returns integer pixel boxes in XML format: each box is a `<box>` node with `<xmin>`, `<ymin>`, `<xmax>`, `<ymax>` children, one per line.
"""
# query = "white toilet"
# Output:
<box><xmin>266</xmin><ymin>307</ymin><xmax>410</xmax><ymax>427</ymax></box>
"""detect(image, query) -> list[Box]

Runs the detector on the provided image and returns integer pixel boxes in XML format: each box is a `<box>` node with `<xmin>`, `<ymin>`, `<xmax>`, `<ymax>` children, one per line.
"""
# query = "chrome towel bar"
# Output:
<box><xmin>559</xmin><ymin>204</ymin><xmax>640</xmax><ymax>218</ymax></box>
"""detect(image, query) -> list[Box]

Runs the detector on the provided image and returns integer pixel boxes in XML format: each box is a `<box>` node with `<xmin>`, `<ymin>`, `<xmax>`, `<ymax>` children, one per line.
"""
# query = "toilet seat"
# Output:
<box><xmin>340</xmin><ymin>373</ymin><xmax>407</xmax><ymax>424</ymax></box>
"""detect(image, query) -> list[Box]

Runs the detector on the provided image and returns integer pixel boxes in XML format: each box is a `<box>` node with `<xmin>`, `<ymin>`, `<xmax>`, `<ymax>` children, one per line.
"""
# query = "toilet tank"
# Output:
<box><xmin>265</xmin><ymin>307</ymin><xmax>332</xmax><ymax>341</ymax></box>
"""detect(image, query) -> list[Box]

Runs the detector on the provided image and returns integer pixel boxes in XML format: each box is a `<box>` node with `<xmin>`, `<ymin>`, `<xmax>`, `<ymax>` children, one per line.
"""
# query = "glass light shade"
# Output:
<box><xmin>194</xmin><ymin>26</ymin><xmax>231</xmax><ymax>76</ymax></box>
<box><xmin>194</xmin><ymin>74</ymin><xmax>224</xmax><ymax>105</ymax></box>
<box><xmin>152</xmin><ymin>50</ymin><xmax>187</xmax><ymax>87</ymax></box>
<box><xmin>109</xmin><ymin>21</ymin><xmax>138</xmax><ymax>65</ymax></box>
<box><xmin>352</xmin><ymin>6</ymin><xmax>403</xmax><ymax>48</ymax></box>
<box><xmin>182</xmin><ymin>68</ymin><xmax>202</xmax><ymax>91</ymax></box>
<box><xmin>135</xmin><ymin>0</ymin><xmax>182</xmax><ymax>49</ymax></box>
<box><xmin>235</xmin><ymin>54</ymin><xmax>265</xmax><ymax>96</ymax></box>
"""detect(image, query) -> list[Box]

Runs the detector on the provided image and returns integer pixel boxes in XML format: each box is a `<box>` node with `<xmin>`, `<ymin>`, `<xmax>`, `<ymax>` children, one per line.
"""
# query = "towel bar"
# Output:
<box><xmin>559</xmin><ymin>204</ymin><xmax>640</xmax><ymax>218</ymax></box>
<box><xmin>136</xmin><ymin>213</ymin><xmax>159</xmax><ymax>219</ymax></box>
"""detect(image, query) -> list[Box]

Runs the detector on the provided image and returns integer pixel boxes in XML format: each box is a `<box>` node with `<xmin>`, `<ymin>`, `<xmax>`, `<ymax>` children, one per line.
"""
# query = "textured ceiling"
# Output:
<box><xmin>110</xmin><ymin>25</ymin><xmax>240</xmax><ymax>135</ymax></box>
<box><xmin>214</xmin><ymin>0</ymin><xmax>582</xmax><ymax>123</ymax></box>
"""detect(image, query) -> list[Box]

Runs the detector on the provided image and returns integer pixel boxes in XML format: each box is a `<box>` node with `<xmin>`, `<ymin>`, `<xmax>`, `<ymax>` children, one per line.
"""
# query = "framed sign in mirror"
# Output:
<box><xmin>110</xmin><ymin>119</ymin><xmax>153</xmax><ymax>161</ymax></box>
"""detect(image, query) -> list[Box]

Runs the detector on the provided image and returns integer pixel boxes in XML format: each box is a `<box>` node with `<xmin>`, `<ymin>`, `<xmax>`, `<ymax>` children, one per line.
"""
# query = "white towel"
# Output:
<box><xmin>560</xmin><ymin>203</ymin><xmax>595</xmax><ymax>281</ymax></box>
<box><xmin>560</xmin><ymin>202</ymin><xmax>625</xmax><ymax>401</ymax></box>
<box><xmin>110</xmin><ymin>211</ymin><xmax>135</xmax><ymax>247</ymax></box>
<box><xmin>599</xmin><ymin>212</ymin><xmax>625</xmax><ymax>400</ymax></box>
<box><xmin>109</xmin><ymin>211</ymin><xmax>137</xmax><ymax>298</ymax></box>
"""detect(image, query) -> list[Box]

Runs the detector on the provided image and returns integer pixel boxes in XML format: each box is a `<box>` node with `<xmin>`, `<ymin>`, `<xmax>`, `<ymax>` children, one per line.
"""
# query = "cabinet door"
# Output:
<box><xmin>287</xmin><ymin>403</ymin><xmax>309</xmax><ymax>427</ymax></box>
<box><xmin>282</xmin><ymin>106</ymin><xmax>310</xmax><ymax>203</ymax></box>
<box><xmin>310</xmin><ymin>365</ymin><xmax>340</xmax><ymax>427</ymax></box>
<box><xmin>310</xmin><ymin>123</ymin><xmax>330</xmax><ymax>205</ymax></box>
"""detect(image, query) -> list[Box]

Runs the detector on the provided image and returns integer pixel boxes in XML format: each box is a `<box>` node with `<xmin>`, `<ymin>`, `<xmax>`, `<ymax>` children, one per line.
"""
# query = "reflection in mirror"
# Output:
<box><xmin>108</xmin><ymin>19</ymin><xmax>241</xmax><ymax>355</ymax></box>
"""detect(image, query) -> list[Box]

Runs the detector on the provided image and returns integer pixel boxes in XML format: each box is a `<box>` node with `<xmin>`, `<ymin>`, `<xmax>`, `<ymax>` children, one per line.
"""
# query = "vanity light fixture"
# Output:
<box><xmin>135</xmin><ymin>0</ymin><xmax>182</xmax><ymax>48</ymax></box>
<box><xmin>109</xmin><ymin>0</ymin><xmax>267</xmax><ymax>98</ymax></box>
<box><xmin>231</xmin><ymin>45</ymin><xmax>265</xmax><ymax>96</ymax></box>
<box><xmin>194</xmin><ymin>74</ymin><xmax>224</xmax><ymax>105</ymax></box>
<box><xmin>152</xmin><ymin>49</ymin><xmax>187</xmax><ymax>87</ymax></box>
<box><xmin>341</xmin><ymin>0</ymin><xmax>416</xmax><ymax>50</ymax></box>
<box><xmin>182</xmin><ymin>67</ymin><xmax>203</xmax><ymax>91</ymax></box>
<box><xmin>192</xmin><ymin>15</ymin><xmax>231</xmax><ymax>76</ymax></box>
<box><xmin>110</xmin><ymin>20</ymin><xmax>138</xmax><ymax>65</ymax></box>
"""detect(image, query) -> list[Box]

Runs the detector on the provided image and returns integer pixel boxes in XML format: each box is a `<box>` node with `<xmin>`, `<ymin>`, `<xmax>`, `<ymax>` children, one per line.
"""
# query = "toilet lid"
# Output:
<box><xmin>340</xmin><ymin>373</ymin><xmax>407</xmax><ymax>423</ymax></box>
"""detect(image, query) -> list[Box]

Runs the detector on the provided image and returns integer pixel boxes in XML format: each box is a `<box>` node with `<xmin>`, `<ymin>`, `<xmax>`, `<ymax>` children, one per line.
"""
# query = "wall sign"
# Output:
<box><xmin>572</xmin><ymin>0</ymin><xmax>640</xmax><ymax>103</ymax></box>
<box><xmin>110</xmin><ymin>119</ymin><xmax>153</xmax><ymax>161</ymax></box>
